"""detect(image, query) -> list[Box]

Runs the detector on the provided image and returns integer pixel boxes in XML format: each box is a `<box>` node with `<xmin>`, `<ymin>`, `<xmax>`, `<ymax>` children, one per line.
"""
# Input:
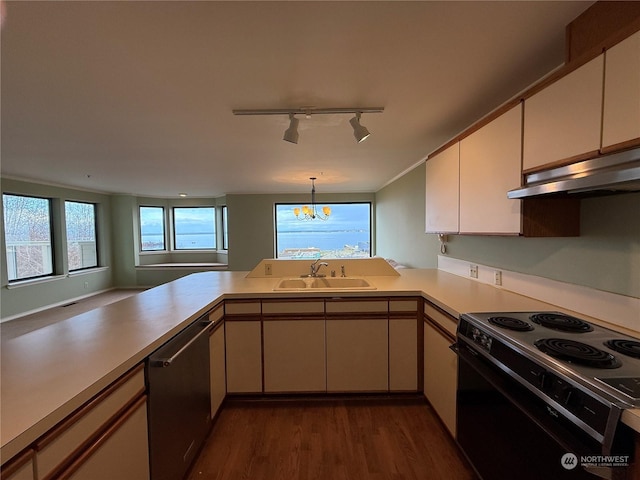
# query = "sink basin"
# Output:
<box><xmin>274</xmin><ymin>278</ymin><xmax>309</xmax><ymax>290</ymax></box>
<box><xmin>273</xmin><ymin>277</ymin><xmax>376</xmax><ymax>291</ymax></box>
<box><xmin>308</xmin><ymin>277</ymin><xmax>375</xmax><ymax>289</ymax></box>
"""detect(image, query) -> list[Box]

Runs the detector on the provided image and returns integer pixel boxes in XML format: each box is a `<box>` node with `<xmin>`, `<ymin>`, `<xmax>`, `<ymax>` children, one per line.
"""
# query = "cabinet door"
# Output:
<box><xmin>523</xmin><ymin>55</ymin><xmax>603</xmax><ymax>171</ymax></box>
<box><xmin>225</xmin><ymin>320</ymin><xmax>262</xmax><ymax>393</ymax></box>
<box><xmin>1</xmin><ymin>451</ymin><xmax>34</xmax><ymax>480</ymax></box>
<box><xmin>389</xmin><ymin>318</ymin><xmax>417</xmax><ymax>391</ymax></box>
<box><xmin>263</xmin><ymin>319</ymin><xmax>326</xmax><ymax>392</ymax></box>
<box><xmin>423</xmin><ymin>320</ymin><xmax>457</xmax><ymax>437</ymax></box>
<box><xmin>58</xmin><ymin>398</ymin><xmax>150</xmax><ymax>480</ymax></box>
<box><xmin>209</xmin><ymin>323</ymin><xmax>226</xmax><ymax>416</ymax></box>
<box><xmin>425</xmin><ymin>142</ymin><xmax>460</xmax><ymax>233</ymax></box>
<box><xmin>602</xmin><ymin>31</ymin><xmax>640</xmax><ymax>150</ymax></box>
<box><xmin>460</xmin><ymin>105</ymin><xmax>522</xmax><ymax>234</ymax></box>
<box><xmin>326</xmin><ymin>318</ymin><xmax>388</xmax><ymax>392</ymax></box>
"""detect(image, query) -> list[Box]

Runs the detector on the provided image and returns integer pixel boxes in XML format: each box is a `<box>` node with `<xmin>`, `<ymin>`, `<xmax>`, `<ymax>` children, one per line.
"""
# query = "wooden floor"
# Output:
<box><xmin>188</xmin><ymin>397</ymin><xmax>477</xmax><ymax>480</ymax></box>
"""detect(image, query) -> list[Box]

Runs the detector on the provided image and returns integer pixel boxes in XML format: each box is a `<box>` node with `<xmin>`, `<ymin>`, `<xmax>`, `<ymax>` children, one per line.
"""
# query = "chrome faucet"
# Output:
<box><xmin>309</xmin><ymin>259</ymin><xmax>329</xmax><ymax>277</ymax></box>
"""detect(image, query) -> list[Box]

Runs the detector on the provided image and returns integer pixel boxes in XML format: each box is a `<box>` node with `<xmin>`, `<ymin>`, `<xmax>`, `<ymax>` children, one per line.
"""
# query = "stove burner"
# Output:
<box><xmin>534</xmin><ymin>338</ymin><xmax>621</xmax><ymax>369</ymax></box>
<box><xmin>488</xmin><ymin>316</ymin><xmax>534</xmax><ymax>331</ymax></box>
<box><xmin>530</xmin><ymin>313</ymin><xmax>593</xmax><ymax>333</ymax></box>
<box><xmin>604</xmin><ymin>339</ymin><xmax>640</xmax><ymax>359</ymax></box>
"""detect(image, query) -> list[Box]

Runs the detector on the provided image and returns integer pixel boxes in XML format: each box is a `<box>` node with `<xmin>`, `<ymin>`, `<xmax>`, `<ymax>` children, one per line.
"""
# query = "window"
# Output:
<box><xmin>275</xmin><ymin>203</ymin><xmax>371</xmax><ymax>259</ymax></box>
<box><xmin>222</xmin><ymin>206</ymin><xmax>228</xmax><ymax>250</ymax></box>
<box><xmin>65</xmin><ymin>201</ymin><xmax>98</xmax><ymax>271</ymax></box>
<box><xmin>140</xmin><ymin>206</ymin><xmax>166</xmax><ymax>251</ymax></box>
<box><xmin>3</xmin><ymin>193</ymin><xmax>54</xmax><ymax>281</ymax></box>
<box><xmin>173</xmin><ymin>207</ymin><xmax>216</xmax><ymax>250</ymax></box>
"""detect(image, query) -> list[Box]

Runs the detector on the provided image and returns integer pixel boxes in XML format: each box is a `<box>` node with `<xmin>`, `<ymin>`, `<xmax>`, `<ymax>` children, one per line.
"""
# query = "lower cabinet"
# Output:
<box><xmin>209</xmin><ymin>322</ymin><xmax>226</xmax><ymax>416</ymax></box>
<box><xmin>423</xmin><ymin>317</ymin><xmax>457</xmax><ymax>436</ymax></box>
<box><xmin>16</xmin><ymin>364</ymin><xmax>151</xmax><ymax>480</ymax></box>
<box><xmin>389</xmin><ymin>318</ymin><xmax>418</xmax><ymax>391</ymax></box>
<box><xmin>263</xmin><ymin>318</ymin><xmax>326</xmax><ymax>392</ymax></box>
<box><xmin>1</xmin><ymin>450</ymin><xmax>35</xmax><ymax>480</ymax></box>
<box><xmin>225</xmin><ymin>320</ymin><xmax>262</xmax><ymax>393</ymax></box>
<box><xmin>326</xmin><ymin>317</ymin><xmax>389</xmax><ymax>392</ymax></box>
<box><xmin>55</xmin><ymin>398</ymin><xmax>150</xmax><ymax>480</ymax></box>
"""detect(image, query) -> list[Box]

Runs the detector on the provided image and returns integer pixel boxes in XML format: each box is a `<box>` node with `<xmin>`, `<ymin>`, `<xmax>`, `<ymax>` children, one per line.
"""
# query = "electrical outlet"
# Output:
<box><xmin>84</xmin><ymin>281</ymin><xmax>89</xmax><ymax>289</ymax></box>
<box><xmin>494</xmin><ymin>270</ymin><xmax>502</xmax><ymax>286</ymax></box>
<box><xmin>265</xmin><ymin>263</ymin><xmax>273</xmax><ymax>276</ymax></box>
<box><xmin>469</xmin><ymin>264</ymin><xmax>478</xmax><ymax>279</ymax></box>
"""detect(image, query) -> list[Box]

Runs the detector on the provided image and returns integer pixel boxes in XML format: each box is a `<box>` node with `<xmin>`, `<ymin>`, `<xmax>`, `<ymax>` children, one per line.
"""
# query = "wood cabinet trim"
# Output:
<box><xmin>35</xmin><ymin>364</ymin><xmax>144</xmax><ymax>451</ymax></box>
<box><xmin>423</xmin><ymin>316</ymin><xmax>456</xmax><ymax>344</ymax></box>
<box><xmin>0</xmin><ymin>448</ymin><xmax>34</xmax><ymax>478</ymax></box>
<box><xmin>601</xmin><ymin>138</ymin><xmax>640</xmax><ymax>155</ymax></box>
<box><xmin>52</xmin><ymin>395</ymin><xmax>147</xmax><ymax>480</ymax></box>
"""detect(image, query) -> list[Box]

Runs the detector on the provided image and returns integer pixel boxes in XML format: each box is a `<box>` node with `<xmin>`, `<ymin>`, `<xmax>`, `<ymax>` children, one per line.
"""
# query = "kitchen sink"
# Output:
<box><xmin>308</xmin><ymin>277</ymin><xmax>374</xmax><ymax>289</ymax></box>
<box><xmin>274</xmin><ymin>278</ymin><xmax>309</xmax><ymax>290</ymax></box>
<box><xmin>273</xmin><ymin>277</ymin><xmax>376</xmax><ymax>291</ymax></box>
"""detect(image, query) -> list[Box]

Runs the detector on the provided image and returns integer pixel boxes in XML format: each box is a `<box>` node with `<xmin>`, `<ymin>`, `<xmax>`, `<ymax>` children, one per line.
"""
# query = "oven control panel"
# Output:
<box><xmin>459</xmin><ymin>321</ymin><xmax>493</xmax><ymax>352</ymax></box>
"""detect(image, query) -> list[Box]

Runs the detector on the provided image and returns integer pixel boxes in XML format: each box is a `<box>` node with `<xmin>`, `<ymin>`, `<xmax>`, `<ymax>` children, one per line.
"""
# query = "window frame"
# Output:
<box><xmin>221</xmin><ymin>206</ymin><xmax>228</xmax><ymax>250</ymax></box>
<box><xmin>274</xmin><ymin>201</ymin><xmax>372</xmax><ymax>259</ymax></box>
<box><xmin>172</xmin><ymin>206</ymin><xmax>217</xmax><ymax>251</ymax></box>
<box><xmin>65</xmin><ymin>200</ymin><xmax>99</xmax><ymax>272</ymax></box>
<box><xmin>3</xmin><ymin>193</ymin><xmax>56</xmax><ymax>282</ymax></box>
<box><xmin>139</xmin><ymin>205</ymin><xmax>167</xmax><ymax>252</ymax></box>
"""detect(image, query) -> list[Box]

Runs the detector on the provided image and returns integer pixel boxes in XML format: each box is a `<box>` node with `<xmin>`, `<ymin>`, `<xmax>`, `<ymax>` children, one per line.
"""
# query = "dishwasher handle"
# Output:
<box><xmin>153</xmin><ymin>320</ymin><xmax>212</xmax><ymax>367</ymax></box>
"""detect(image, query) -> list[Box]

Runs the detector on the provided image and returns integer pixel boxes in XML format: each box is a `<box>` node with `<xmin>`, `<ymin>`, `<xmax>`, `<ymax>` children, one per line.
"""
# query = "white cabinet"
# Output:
<box><xmin>209</xmin><ymin>322</ymin><xmax>226</xmax><ymax>416</ymax></box>
<box><xmin>1</xmin><ymin>450</ymin><xmax>35</xmax><ymax>480</ymax></box>
<box><xmin>225</xmin><ymin>320</ymin><xmax>262</xmax><ymax>393</ymax></box>
<box><xmin>459</xmin><ymin>105</ymin><xmax>522</xmax><ymax>234</ymax></box>
<box><xmin>326</xmin><ymin>317</ymin><xmax>388</xmax><ymax>392</ymax></box>
<box><xmin>602</xmin><ymin>30</ymin><xmax>640</xmax><ymax>150</ymax></box>
<box><xmin>56</xmin><ymin>399</ymin><xmax>150</xmax><ymax>480</ymax></box>
<box><xmin>263</xmin><ymin>318</ymin><xmax>326</xmax><ymax>392</ymax></box>
<box><xmin>389</xmin><ymin>318</ymin><xmax>418</xmax><ymax>391</ymax></box>
<box><xmin>34</xmin><ymin>365</ymin><xmax>149</xmax><ymax>480</ymax></box>
<box><xmin>423</xmin><ymin>304</ymin><xmax>457</xmax><ymax>437</ymax></box>
<box><xmin>523</xmin><ymin>55</ymin><xmax>604</xmax><ymax>171</ymax></box>
<box><xmin>425</xmin><ymin>142</ymin><xmax>459</xmax><ymax>234</ymax></box>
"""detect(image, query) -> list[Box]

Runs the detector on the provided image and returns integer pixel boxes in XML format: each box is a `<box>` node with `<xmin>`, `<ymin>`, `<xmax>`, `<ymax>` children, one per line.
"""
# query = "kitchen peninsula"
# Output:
<box><xmin>2</xmin><ymin>259</ymin><xmax>639</xmax><ymax>479</ymax></box>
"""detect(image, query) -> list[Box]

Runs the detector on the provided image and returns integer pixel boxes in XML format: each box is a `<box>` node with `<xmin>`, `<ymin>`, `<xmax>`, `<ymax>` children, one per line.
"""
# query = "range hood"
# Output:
<box><xmin>508</xmin><ymin>147</ymin><xmax>640</xmax><ymax>198</ymax></box>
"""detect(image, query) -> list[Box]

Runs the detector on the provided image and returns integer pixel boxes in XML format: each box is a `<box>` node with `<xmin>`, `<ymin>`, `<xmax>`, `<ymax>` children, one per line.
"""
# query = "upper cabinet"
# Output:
<box><xmin>425</xmin><ymin>142</ymin><xmax>459</xmax><ymax>234</ymax></box>
<box><xmin>459</xmin><ymin>104</ymin><xmax>522</xmax><ymax>234</ymax></box>
<box><xmin>426</xmin><ymin>105</ymin><xmax>523</xmax><ymax>235</ymax></box>
<box><xmin>523</xmin><ymin>55</ymin><xmax>604</xmax><ymax>172</ymax></box>
<box><xmin>602</xmin><ymin>30</ymin><xmax>640</xmax><ymax>151</ymax></box>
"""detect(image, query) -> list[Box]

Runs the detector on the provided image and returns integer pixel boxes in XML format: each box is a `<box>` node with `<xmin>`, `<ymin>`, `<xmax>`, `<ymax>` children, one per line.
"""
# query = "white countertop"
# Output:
<box><xmin>1</xmin><ymin>268</ymin><xmax>638</xmax><ymax>461</ymax></box>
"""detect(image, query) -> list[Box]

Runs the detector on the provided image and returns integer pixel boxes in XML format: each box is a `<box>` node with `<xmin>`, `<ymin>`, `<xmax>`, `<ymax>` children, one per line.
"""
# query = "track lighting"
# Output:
<box><xmin>283</xmin><ymin>113</ymin><xmax>299</xmax><ymax>144</ymax></box>
<box><xmin>232</xmin><ymin>107</ymin><xmax>383</xmax><ymax>144</ymax></box>
<box><xmin>349</xmin><ymin>112</ymin><xmax>371</xmax><ymax>143</ymax></box>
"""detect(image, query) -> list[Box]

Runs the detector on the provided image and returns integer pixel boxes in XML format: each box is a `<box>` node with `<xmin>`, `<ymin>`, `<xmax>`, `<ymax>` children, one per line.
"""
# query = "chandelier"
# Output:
<box><xmin>294</xmin><ymin>177</ymin><xmax>331</xmax><ymax>220</ymax></box>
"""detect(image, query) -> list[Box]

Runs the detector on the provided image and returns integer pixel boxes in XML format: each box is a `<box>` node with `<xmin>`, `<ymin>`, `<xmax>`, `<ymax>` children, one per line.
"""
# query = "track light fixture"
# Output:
<box><xmin>232</xmin><ymin>107</ymin><xmax>383</xmax><ymax>144</ymax></box>
<box><xmin>283</xmin><ymin>113</ymin><xmax>299</xmax><ymax>144</ymax></box>
<box><xmin>349</xmin><ymin>112</ymin><xmax>371</xmax><ymax>143</ymax></box>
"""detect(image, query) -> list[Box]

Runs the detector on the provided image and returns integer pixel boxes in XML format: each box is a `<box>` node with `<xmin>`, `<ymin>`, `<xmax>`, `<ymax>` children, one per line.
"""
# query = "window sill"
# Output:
<box><xmin>6</xmin><ymin>274</ymin><xmax>67</xmax><ymax>289</ymax></box>
<box><xmin>68</xmin><ymin>266</ymin><xmax>110</xmax><ymax>277</ymax></box>
<box><xmin>136</xmin><ymin>263</ymin><xmax>228</xmax><ymax>270</ymax></box>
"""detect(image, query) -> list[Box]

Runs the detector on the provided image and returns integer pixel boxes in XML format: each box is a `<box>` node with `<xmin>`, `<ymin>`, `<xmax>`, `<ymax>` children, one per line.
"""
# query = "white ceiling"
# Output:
<box><xmin>1</xmin><ymin>1</ymin><xmax>593</xmax><ymax>197</ymax></box>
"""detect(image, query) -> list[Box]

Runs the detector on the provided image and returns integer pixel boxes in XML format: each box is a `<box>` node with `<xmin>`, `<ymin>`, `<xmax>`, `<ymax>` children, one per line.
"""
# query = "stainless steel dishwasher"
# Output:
<box><xmin>147</xmin><ymin>317</ymin><xmax>212</xmax><ymax>480</ymax></box>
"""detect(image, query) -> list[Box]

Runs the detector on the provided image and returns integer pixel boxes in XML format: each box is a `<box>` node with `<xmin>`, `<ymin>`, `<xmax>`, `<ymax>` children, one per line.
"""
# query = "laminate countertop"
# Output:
<box><xmin>2</xmin><ymin>268</ymin><xmax>639</xmax><ymax>461</ymax></box>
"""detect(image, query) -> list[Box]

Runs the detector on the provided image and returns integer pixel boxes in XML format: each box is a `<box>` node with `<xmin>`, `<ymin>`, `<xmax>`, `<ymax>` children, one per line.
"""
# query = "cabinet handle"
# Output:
<box><xmin>153</xmin><ymin>321</ymin><xmax>212</xmax><ymax>367</ymax></box>
<box><xmin>448</xmin><ymin>343</ymin><xmax>459</xmax><ymax>354</ymax></box>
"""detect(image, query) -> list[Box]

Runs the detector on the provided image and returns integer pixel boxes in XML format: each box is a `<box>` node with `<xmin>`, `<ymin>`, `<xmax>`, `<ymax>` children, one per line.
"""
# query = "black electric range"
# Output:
<box><xmin>460</xmin><ymin>311</ymin><xmax>640</xmax><ymax>407</ymax></box>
